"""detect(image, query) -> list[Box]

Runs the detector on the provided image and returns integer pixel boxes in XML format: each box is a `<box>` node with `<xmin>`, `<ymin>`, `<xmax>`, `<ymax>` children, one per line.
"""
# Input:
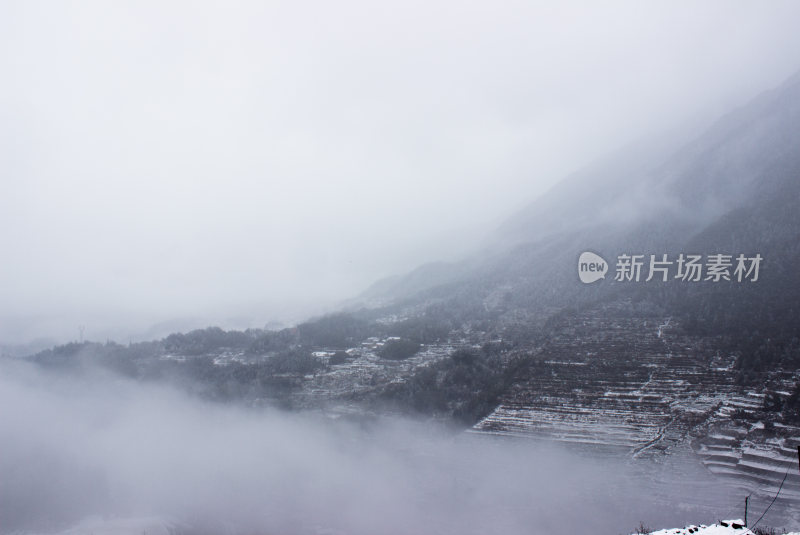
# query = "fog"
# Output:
<box><xmin>3</xmin><ymin>1</ymin><xmax>800</xmax><ymax>343</ymax></box>
<box><xmin>0</xmin><ymin>359</ymin><xmax>743</xmax><ymax>535</ymax></box>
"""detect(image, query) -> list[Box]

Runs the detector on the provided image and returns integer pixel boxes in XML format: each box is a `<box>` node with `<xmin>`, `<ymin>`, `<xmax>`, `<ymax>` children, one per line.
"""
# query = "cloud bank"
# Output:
<box><xmin>0</xmin><ymin>359</ymin><xmax>744</xmax><ymax>534</ymax></box>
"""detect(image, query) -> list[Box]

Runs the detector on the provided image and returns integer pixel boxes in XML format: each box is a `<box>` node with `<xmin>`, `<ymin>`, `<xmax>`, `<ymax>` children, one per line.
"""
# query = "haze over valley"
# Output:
<box><xmin>3</xmin><ymin>2</ymin><xmax>800</xmax><ymax>534</ymax></box>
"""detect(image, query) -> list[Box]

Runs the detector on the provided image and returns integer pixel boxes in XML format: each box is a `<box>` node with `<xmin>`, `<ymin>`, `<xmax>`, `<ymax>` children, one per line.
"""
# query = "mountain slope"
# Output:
<box><xmin>356</xmin><ymin>69</ymin><xmax>800</xmax><ymax>345</ymax></box>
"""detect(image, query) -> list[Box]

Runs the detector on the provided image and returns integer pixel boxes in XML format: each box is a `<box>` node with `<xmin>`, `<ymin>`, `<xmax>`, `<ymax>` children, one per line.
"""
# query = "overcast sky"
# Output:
<box><xmin>2</xmin><ymin>1</ymin><xmax>800</xmax><ymax>345</ymax></box>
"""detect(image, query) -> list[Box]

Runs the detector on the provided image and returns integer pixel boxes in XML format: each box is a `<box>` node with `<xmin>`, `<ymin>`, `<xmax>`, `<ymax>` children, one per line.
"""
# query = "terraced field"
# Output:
<box><xmin>473</xmin><ymin>301</ymin><xmax>733</xmax><ymax>452</ymax></box>
<box><xmin>471</xmin><ymin>300</ymin><xmax>800</xmax><ymax>521</ymax></box>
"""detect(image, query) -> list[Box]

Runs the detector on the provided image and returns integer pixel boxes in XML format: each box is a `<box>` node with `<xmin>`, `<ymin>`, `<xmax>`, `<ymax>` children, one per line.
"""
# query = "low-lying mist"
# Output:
<box><xmin>0</xmin><ymin>359</ymin><xmax>738</xmax><ymax>535</ymax></box>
